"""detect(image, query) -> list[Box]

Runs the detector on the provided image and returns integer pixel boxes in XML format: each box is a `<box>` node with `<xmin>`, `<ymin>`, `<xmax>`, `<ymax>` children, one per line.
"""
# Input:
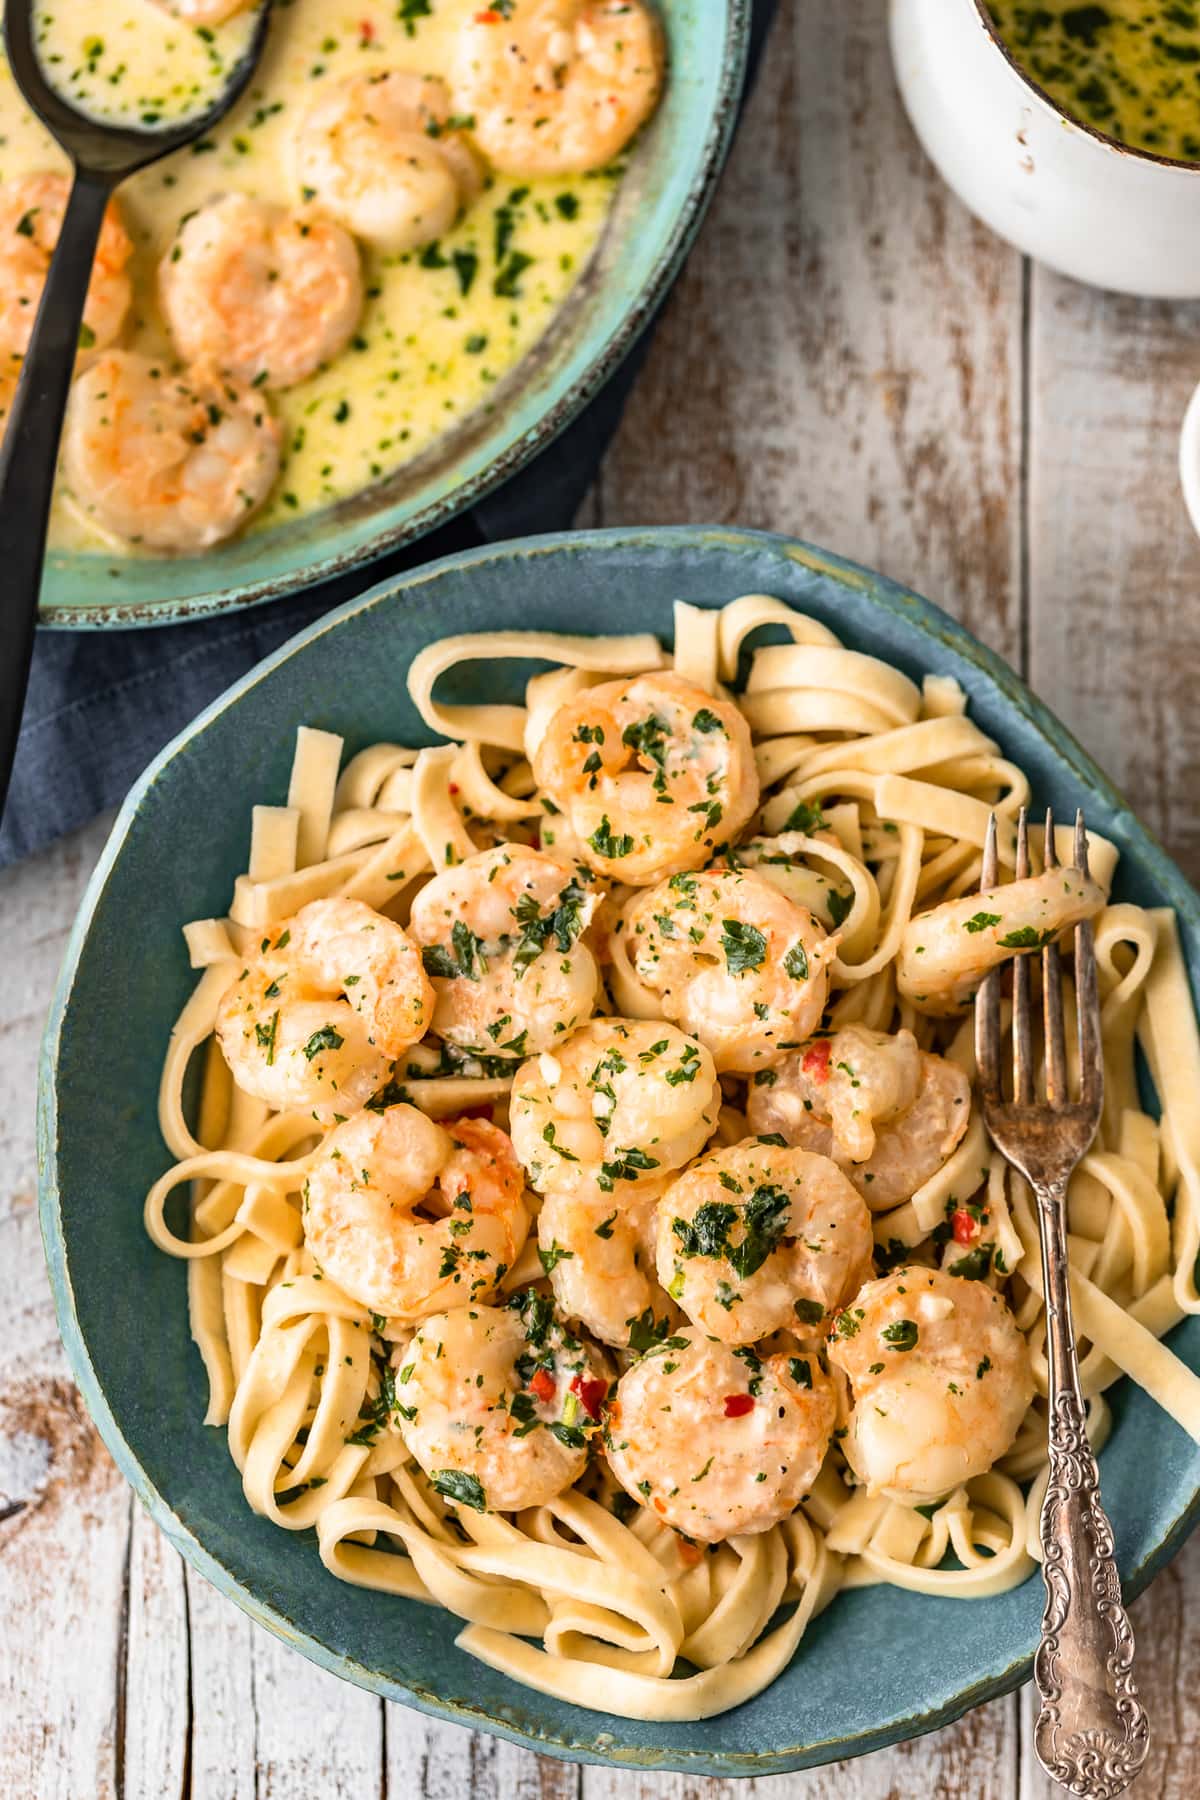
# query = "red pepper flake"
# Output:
<box><xmin>951</xmin><ymin>1208</ymin><xmax>977</xmax><ymax>1245</ymax></box>
<box><xmin>358</xmin><ymin>18</ymin><xmax>375</xmax><ymax>39</ymax></box>
<box><xmin>723</xmin><ymin>1393</ymin><xmax>754</xmax><ymax>1418</ymax></box>
<box><xmin>529</xmin><ymin>1368</ymin><xmax>556</xmax><ymax>1403</ymax></box>
<box><xmin>677</xmin><ymin>1537</ymin><xmax>704</xmax><ymax>1566</ymax></box>
<box><xmin>570</xmin><ymin>1374</ymin><xmax>607</xmax><ymax>1421</ymax></box>
<box><xmin>475</xmin><ymin>7</ymin><xmax>502</xmax><ymax>19</ymax></box>
<box><xmin>802</xmin><ymin>1039</ymin><xmax>832</xmax><ymax>1080</ymax></box>
<box><xmin>448</xmin><ymin>783</ymin><xmax>459</xmax><ymax>795</ymax></box>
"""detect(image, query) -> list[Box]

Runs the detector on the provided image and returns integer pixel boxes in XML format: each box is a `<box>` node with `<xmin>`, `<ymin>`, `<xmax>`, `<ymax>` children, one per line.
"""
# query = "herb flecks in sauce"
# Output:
<box><xmin>988</xmin><ymin>1</ymin><xmax>1200</xmax><ymax>161</ymax></box>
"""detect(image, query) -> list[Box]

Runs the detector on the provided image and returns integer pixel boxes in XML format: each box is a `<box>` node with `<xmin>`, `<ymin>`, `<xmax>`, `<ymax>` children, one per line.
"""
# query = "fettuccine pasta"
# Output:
<box><xmin>145</xmin><ymin>595</ymin><xmax>1200</xmax><ymax>1721</ymax></box>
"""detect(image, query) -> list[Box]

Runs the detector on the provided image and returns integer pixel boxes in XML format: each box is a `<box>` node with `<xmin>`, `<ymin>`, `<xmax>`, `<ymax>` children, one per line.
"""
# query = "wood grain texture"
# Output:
<box><xmin>598</xmin><ymin>0</ymin><xmax>1025</xmax><ymax>663</ymax></box>
<box><xmin>1026</xmin><ymin>274</ymin><xmax>1200</xmax><ymax>883</ymax></box>
<box><xmin>0</xmin><ymin>815</ymin><xmax>128</xmax><ymax>1800</ymax></box>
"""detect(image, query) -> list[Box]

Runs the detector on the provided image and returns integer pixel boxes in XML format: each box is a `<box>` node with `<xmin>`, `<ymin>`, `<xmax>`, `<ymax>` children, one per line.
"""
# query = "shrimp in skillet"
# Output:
<box><xmin>656</xmin><ymin>1138</ymin><xmax>873</xmax><ymax>1344</ymax></box>
<box><xmin>62</xmin><ymin>350</ymin><xmax>281</xmax><ymax>552</ymax></box>
<box><xmin>214</xmin><ymin>898</ymin><xmax>433</xmax><ymax>1123</ymax></box>
<box><xmin>160</xmin><ymin>194</ymin><xmax>362</xmax><ymax>390</ymax></box>
<box><xmin>396</xmin><ymin>1291</ymin><xmax>607</xmax><ymax>1512</ymax></box>
<box><xmin>747</xmin><ymin>1026</ymin><xmax>971</xmax><ymax>1210</ymax></box>
<box><xmin>294</xmin><ymin>71</ymin><xmax>480</xmax><ymax>253</ymax></box>
<box><xmin>0</xmin><ymin>173</ymin><xmax>131</xmax><ymax>363</ymax></box>
<box><xmin>303</xmin><ymin>1107</ymin><xmax>528</xmax><ymax>1321</ymax></box>
<box><xmin>625</xmin><ymin>866</ymin><xmax>837</xmax><ymax>1074</ymax></box>
<box><xmin>532</xmin><ymin>672</ymin><xmax>759</xmax><ymax>885</ymax></box>
<box><xmin>605</xmin><ymin>1330</ymin><xmax>837</xmax><ymax>1542</ymax></box>
<box><xmin>452</xmin><ymin>0</ymin><xmax>665</xmax><ymax>179</ymax></box>
<box><xmin>828</xmin><ymin>1267</ymin><xmax>1034</xmax><ymax>1502</ymax></box>
<box><xmin>896</xmin><ymin>865</ymin><xmax>1106</xmax><ymax>1016</ymax></box>
<box><xmin>509</xmin><ymin>1018</ymin><xmax>719</xmax><ymax>1201</ymax></box>
<box><xmin>407</xmin><ymin>843</ymin><xmax>601</xmax><ymax>1058</ymax></box>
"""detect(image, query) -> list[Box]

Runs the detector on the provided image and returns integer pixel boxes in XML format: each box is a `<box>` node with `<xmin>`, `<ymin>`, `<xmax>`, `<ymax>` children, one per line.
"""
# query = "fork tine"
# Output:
<box><xmin>1042</xmin><ymin>808</ymin><xmax>1068</xmax><ymax>1107</ymax></box>
<box><xmin>1012</xmin><ymin>807</ymin><xmax>1036</xmax><ymax>1105</ymax></box>
<box><xmin>976</xmin><ymin>813</ymin><xmax>1003</xmax><ymax>1101</ymax></box>
<box><xmin>1074</xmin><ymin>810</ymin><xmax>1103</xmax><ymax>1112</ymax></box>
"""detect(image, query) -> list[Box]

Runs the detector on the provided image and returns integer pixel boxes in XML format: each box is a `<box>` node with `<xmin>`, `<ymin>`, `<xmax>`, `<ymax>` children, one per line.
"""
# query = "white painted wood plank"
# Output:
<box><xmin>0</xmin><ymin>817</ymin><xmax>129</xmax><ymax>1800</ymax></box>
<box><xmin>250</xmin><ymin>1628</ymin><xmax>383</xmax><ymax>1799</ymax></box>
<box><xmin>123</xmin><ymin>1505</ymin><xmax>190</xmax><ymax>1800</ymax></box>
<box><xmin>386</xmin><ymin>1702</ymin><xmax>580</xmax><ymax>1800</ymax></box>
<box><xmin>599</xmin><ymin>0</ymin><xmax>1025</xmax><ymax>664</ymax></box>
<box><xmin>1027</xmin><ymin>273</ymin><xmax>1200</xmax><ymax>883</ymax></box>
<box><xmin>579</xmin><ymin>1693</ymin><xmax>1018</xmax><ymax>1800</ymax></box>
<box><xmin>186</xmin><ymin>1567</ymin><xmax>259</xmax><ymax>1800</ymax></box>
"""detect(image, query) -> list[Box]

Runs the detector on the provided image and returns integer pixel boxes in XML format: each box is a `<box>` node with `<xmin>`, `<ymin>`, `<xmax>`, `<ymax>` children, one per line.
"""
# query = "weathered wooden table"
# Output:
<box><xmin>4</xmin><ymin>5</ymin><xmax>1200</xmax><ymax>1794</ymax></box>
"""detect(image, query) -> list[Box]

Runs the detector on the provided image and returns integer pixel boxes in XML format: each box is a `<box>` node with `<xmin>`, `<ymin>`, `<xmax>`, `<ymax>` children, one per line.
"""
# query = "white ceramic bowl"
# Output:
<box><xmin>890</xmin><ymin>0</ymin><xmax>1200</xmax><ymax>297</ymax></box>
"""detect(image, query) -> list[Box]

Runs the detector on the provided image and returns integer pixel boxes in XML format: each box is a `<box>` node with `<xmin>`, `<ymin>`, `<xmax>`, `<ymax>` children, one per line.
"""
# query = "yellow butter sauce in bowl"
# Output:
<box><xmin>986</xmin><ymin>0</ymin><xmax>1200</xmax><ymax>163</ymax></box>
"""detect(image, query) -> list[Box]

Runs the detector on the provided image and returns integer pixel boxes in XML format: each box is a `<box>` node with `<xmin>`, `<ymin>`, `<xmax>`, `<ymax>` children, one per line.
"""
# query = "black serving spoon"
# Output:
<box><xmin>0</xmin><ymin>0</ymin><xmax>272</xmax><ymax>819</ymax></box>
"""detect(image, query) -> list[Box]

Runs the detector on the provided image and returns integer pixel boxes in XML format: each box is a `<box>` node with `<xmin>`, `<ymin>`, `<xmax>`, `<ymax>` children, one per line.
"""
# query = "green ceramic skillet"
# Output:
<box><xmin>36</xmin><ymin>2</ymin><xmax>749</xmax><ymax>627</ymax></box>
<box><xmin>38</xmin><ymin>527</ymin><xmax>1200</xmax><ymax>1775</ymax></box>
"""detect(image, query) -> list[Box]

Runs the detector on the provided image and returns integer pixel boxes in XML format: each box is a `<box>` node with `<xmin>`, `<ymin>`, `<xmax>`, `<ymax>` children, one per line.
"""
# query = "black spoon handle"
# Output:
<box><xmin>0</xmin><ymin>167</ymin><xmax>112</xmax><ymax>818</ymax></box>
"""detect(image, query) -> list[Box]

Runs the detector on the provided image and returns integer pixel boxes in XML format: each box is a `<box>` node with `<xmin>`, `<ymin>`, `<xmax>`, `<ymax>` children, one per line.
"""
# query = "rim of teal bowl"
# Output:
<box><xmin>40</xmin><ymin>4</ymin><xmax>751</xmax><ymax>631</ymax></box>
<box><xmin>37</xmin><ymin>526</ymin><xmax>1200</xmax><ymax>1774</ymax></box>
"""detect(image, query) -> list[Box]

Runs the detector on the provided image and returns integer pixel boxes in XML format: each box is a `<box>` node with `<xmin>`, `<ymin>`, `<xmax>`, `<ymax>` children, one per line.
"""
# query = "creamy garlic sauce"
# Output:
<box><xmin>0</xmin><ymin>0</ymin><xmax>616</xmax><ymax>551</ymax></box>
<box><xmin>34</xmin><ymin>1</ymin><xmax>259</xmax><ymax>128</ymax></box>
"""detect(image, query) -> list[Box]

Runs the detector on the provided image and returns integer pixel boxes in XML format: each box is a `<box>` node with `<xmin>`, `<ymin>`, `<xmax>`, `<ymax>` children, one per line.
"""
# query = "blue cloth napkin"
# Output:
<box><xmin>0</xmin><ymin>2</ymin><xmax>773</xmax><ymax>869</ymax></box>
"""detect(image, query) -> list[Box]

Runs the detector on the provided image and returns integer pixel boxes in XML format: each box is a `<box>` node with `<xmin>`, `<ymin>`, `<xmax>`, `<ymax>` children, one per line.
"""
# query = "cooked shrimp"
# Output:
<box><xmin>656</xmin><ymin>1139</ymin><xmax>873</xmax><ymax>1344</ymax></box>
<box><xmin>303</xmin><ymin>1107</ymin><xmax>528</xmax><ymax>1320</ymax></box>
<box><xmin>407</xmin><ymin>843</ymin><xmax>601</xmax><ymax>1058</ymax></box>
<box><xmin>151</xmin><ymin>0</ymin><xmax>252</xmax><ymax>20</ymax></box>
<box><xmin>747</xmin><ymin>1027</ymin><xmax>971</xmax><ymax>1210</ymax></box>
<box><xmin>827</xmin><ymin>1267</ymin><xmax>1034</xmax><ymax>1502</ymax></box>
<box><xmin>62</xmin><ymin>350</ymin><xmax>281</xmax><ymax>552</ymax></box>
<box><xmin>532</xmin><ymin>672</ymin><xmax>759</xmax><ymax>884</ymax></box>
<box><xmin>897</xmin><ymin>866</ymin><xmax>1107</xmax><ymax>1016</ymax></box>
<box><xmin>159</xmin><ymin>194</ymin><xmax>362</xmax><ymax>390</ymax></box>
<box><xmin>396</xmin><ymin>1292</ymin><xmax>607</xmax><ymax>1511</ymax></box>
<box><xmin>625</xmin><ymin>867</ymin><xmax>837</xmax><ymax>1074</ymax></box>
<box><xmin>605</xmin><ymin>1330</ymin><xmax>837</xmax><ymax>1542</ymax></box>
<box><xmin>294</xmin><ymin>71</ymin><xmax>481</xmax><ymax>252</ymax></box>
<box><xmin>537</xmin><ymin>1181</ymin><xmax>670</xmax><ymax>1348</ymax></box>
<box><xmin>0</xmin><ymin>173</ymin><xmax>131</xmax><ymax>362</ymax></box>
<box><xmin>214</xmin><ymin>898</ymin><xmax>433</xmax><ymax>1123</ymax></box>
<box><xmin>452</xmin><ymin>0</ymin><xmax>665</xmax><ymax>178</ymax></box>
<box><xmin>509</xmin><ymin>1017</ymin><xmax>719</xmax><ymax>1200</ymax></box>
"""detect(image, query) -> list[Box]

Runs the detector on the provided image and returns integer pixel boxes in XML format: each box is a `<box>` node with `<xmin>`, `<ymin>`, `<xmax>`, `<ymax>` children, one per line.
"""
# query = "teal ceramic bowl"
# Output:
<box><xmin>39</xmin><ymin>528</ymin><xmax>1200</xmax><ymax>1775</ymax></box>
<box><xmin>39</xmin><ymin>4</ymin><xmax>748</xmax><ymax>629</ymax></box>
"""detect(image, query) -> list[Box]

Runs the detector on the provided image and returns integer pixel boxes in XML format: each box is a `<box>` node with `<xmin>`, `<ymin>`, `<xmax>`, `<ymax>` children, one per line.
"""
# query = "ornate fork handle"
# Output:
<box><xmin>1032</xmin><ymin>1178</ymin><xmax>1150</xmax><ymax>1798</ymax></box>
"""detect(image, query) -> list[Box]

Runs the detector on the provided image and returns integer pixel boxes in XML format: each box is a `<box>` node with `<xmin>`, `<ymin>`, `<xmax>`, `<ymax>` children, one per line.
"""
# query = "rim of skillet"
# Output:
<box><xmin>39</xmin><ymin>3</ymin><xmax>751</xmax><ymax>630</ymax></box>
<box><xmin>37</xmin><ymin>524</ymin><xmax>1200</xmax><ymax>1775</ymax></box>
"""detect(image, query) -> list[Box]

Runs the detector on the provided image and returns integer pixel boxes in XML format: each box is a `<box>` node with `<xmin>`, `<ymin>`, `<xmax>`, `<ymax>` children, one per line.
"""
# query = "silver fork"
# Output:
<box><xmin>975</xmin><ymin>807</ymin><xmax>1149</xmax><ymax>1799</ymax></box>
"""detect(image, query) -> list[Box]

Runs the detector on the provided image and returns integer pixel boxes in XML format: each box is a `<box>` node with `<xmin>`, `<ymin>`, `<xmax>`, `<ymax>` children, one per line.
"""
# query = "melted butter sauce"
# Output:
<box><xmin>987</xmin><ymin>1</ymin><xmax>1200</xmax><ymax>162</ymax></box>
<box><xmin>34</xmin><ymin>1</ymin><xmax>258</xmax><ymax>128</ymax></box>
<box><xmin>0</xmin><ymin>0</ymin><xmax>616</xmax><ymax>552</ymax></box>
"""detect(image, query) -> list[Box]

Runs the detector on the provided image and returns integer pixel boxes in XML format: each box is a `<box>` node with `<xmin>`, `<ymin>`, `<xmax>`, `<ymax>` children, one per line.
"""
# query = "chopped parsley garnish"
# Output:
<box><xmin>783</xmin><ymin>941</ymin><xmax>810</xmax><ymax>980</ymax></box>
<box><xmin>964</xmin><ymin>911</ymin><xmax>1002</xmax><ymax>934</ymax></box>
<box><xmin>784</xmin><ymin>799</ymin><xmax>827</xmax><ymax>834</ymax></box>
<box><xmin>949</xmin><ymin>1242</ymin><xmax>995</xmax><ymax>1281</ymax></box>
<box><xmin>788</xmin><ymin>1356</ymin><xmax>813</xmax><ymax>1389</ymax></box>
<box><xmin>692</xmin><ymin>708</ymin><xmax>726</xmax><ymax>734</ymax></box>
<box><xmin>881</xmin><ymin>1319</ymin><xmax>919</xmax><ymax>1351</ymax></box>
<box><xmin>431</xmin><ymin>1469</ymin><xmax>487</xmax><ymax>1512</ymax></box>
<box><xmin>597</xmin><ymin>1146</ymin><xmax>659</xmax><ymax>1191</ymax></box>
<box><xmin>998</xmin><ymin>925</ymin><xmax>1057</xmax><ymax>949</ymax></box>
<box><xmin>721</xmin><ymin>919</ymin><xmax>768</xmax><ymax>974</ymax></box>
<box><xmin>538</xmin><ymin>1240</ymin><xmax>575</xmax><ymax>1276</ymax></box>
<box><xmin>672</xmin><ymin>1184</ymin><xmax>790</xmax><ymax>1280</ymax></box>
<box><xmin>301</xmin><ymin>1024</ymin><xmax>345</xmax><ymax>1061</ymax></box>
<box><xmin>588</xmin><ymin>815</ymin><xmax>635</xmax><ymax>860</ymax></box>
